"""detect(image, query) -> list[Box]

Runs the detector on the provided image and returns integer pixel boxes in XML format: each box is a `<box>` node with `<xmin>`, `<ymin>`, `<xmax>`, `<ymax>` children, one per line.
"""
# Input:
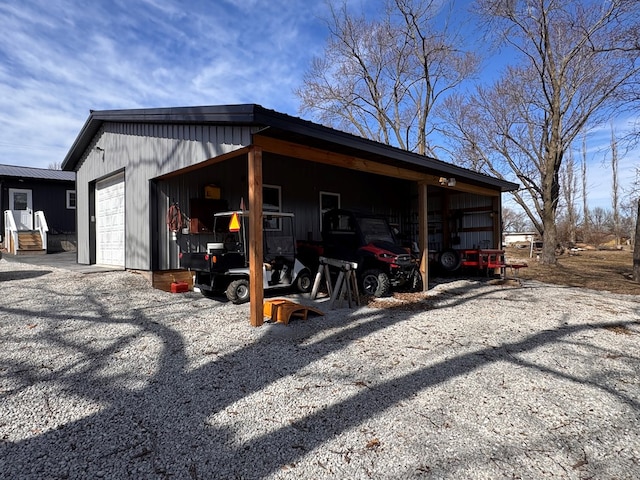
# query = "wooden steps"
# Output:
<box><xmin>16</xmin><ymin>231</ymin><xmax>46</xmax><ymax>255</ymax></box>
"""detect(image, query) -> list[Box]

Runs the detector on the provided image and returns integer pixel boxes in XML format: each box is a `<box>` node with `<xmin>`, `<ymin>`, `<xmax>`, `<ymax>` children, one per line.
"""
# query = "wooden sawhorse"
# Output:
<box><xmin>310</xmin><ymin>256</ymin><xmax>360</xmax><ymax>309</ymax></box>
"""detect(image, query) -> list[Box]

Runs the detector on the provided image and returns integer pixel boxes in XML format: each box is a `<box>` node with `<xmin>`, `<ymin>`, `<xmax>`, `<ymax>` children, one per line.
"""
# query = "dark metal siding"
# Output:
<box><xmin>156</xmin><ymin>153</ymin><xmax>416</xmax><ymax>269</ymax></box>
<box><xmin>0</xmin><ymin>179</ymin><xmax>75</xmax><ymax>234</ymax></box>
<box><xmin>155</xmin><ymin>152</ymin><xmax>504</xmax><ymax>270</ymax></box>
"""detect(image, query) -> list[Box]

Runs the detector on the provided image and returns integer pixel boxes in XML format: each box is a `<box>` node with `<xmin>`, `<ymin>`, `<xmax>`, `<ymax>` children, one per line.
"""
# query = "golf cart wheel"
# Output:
<box><xmin>361</xmin><ymin>269</ymin><xmax>391</xmax><ymax>297</ymax></box>
<box><xmin>295</xmin><ymin>270</ymin><xmax>313</xmax><ymax>293</ymax></box>
<box><xmin>226</xmin><ymin>279</ymin><xmax>250</xmax><ymax>304</ymax></box>
<box><xmin>439</xmin><ymin>249</ymin><xmax>461</xmax><ymax>272</ymax></box>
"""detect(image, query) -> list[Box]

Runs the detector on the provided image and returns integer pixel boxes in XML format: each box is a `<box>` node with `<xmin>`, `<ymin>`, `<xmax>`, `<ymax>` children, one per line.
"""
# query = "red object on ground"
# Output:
<box><xmin>170</xmin><ymin>282</ymin><xmax>189</xmax><ymax>293</ymax></box>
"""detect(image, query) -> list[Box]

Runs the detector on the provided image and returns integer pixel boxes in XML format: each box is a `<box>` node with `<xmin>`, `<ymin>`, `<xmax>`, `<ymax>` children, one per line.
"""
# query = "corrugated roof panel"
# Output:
<box><xmin>0</xmin><ymin>164</ymin><xmax>75</xmax><ymax>181</ymax></box>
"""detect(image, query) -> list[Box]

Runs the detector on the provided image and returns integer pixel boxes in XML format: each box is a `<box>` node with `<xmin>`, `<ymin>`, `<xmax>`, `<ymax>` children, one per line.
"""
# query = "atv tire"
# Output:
<box><xmin>361</xmin><ymin>269</ymin><xmax>391</xmax><ymax>297</ymax></box>
<box><xmin>226</xmin><ymin>278</ymin><xmax>250</xmax><ymax>304</ymax></box>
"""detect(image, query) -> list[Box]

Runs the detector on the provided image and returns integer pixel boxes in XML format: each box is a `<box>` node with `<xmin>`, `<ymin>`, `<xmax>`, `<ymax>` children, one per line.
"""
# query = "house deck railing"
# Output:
<box><xmin>3</xmin><ymin>210</ymin><xmax>18</xmax><ymax>255</ymax></box>
<box><xmin>35</xmin><ymin>210</ymin><xmax>49</xmax><ymax>252</ymax></box>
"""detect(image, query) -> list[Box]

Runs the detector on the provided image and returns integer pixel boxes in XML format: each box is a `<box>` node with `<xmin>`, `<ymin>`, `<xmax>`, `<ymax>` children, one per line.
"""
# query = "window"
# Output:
<box><xmin>13</xmin><ymin>192</ymin><xmax>28</xmax><ymax>210</ymax></box>
<box><xmin>263</xmin><ymin>185</ymin><xmax>281</xmax><ymax>212</ymax></box>
<box><xmin>66</xmin><ymin>190</ymin><xmax>76</xmax><ymax>209</ymax></box>
<box><xmin>320</xmin><ymin>191</ymin><xmax>340</xmax><ymax>229</ymax></box>
<box><xmin>263</xmin><ymin>185</ymin><xmax>281</xmax><ymax>231</ymax></box>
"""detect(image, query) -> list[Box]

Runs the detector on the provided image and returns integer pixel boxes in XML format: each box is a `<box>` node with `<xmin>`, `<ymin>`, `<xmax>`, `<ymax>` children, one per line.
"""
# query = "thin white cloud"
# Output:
<box><xmin>0</xmin><ymin>0</ymin><xmax>330</xmax><ymax>168</ymax></box>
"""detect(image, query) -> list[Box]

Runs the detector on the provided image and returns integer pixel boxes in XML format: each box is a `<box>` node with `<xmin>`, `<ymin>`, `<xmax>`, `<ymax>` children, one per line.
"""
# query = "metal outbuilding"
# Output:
<box><xmin>62</xmin><ymin>104</ymin><xmax>518</xmax><ymax>325</ymax></box>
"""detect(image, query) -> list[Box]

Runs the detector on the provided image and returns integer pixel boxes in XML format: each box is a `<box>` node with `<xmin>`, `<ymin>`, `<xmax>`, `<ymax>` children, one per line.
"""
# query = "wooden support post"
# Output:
<box><xmin>418</xmin><ymin>182</ymin><xmax>429</xmax><ymax>292</ymax></box>
<box><xmin>248</xmin><ymin>146</ymin><xmax>264</xmax><ymax>327</ymax></box>
<box><xmin>349</xmin><ymin>269</ymin><xmax>360</xmax><ymax>303</ymax></box>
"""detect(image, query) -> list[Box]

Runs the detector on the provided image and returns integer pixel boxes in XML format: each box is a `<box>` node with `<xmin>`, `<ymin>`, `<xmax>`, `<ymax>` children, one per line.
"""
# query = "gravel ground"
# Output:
<box><xmin>1</xmin><ymin>258</ymin><xmax>639</xmax><ymax>479</ymax></box>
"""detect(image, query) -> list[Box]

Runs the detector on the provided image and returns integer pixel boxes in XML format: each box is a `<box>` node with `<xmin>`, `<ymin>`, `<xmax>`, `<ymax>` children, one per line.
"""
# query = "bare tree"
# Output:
<box><xmin>590</xmin><ymin>206</ymin><xmax>614</xmax><ymax>247</ymax></box>
<box><xmin>48</xmin><ymin>162</ymin><xmax>62</xmax><ymax>170</ymax></box>
<box><xmin>560</xmin><ymin>148</ymin><xmax>578</xmax><ymax>245</ymax></box>
<box><xmin>631</xmin><ymin>165</ymin><xmax>640</xmax><ymax>281</ymax></box>
<box><xmin>610</xmin><ymin>124</ymin><xmax>621</xmax><ymax>247</ymax></box>
<box><xmin>502</xmin><ymin>206</ymin><xmax>531</xmax><ymax>232</ymax></box>
<box><xmin>581</xmin><ymin>135</ymin><xmax>591</xmax><ymax>243</ymax></box>
<box><xmin>443</xmin><ymin>0</ymin><xmax>640</xmax><ymax>264</ymax></box>
<box><xmin>634</xmin><ymin>197</ymin><xmax>640</xmax><ymax>281</ymax></box>
<box><xmin>296</xmin><ymin>0</ymin><xmax>479</xmax><ymax>156</ymax></box>
<box><xmin>620</xmin><ymin>199</ymin><xmax>637</xmax><ymax>242</ymax></box>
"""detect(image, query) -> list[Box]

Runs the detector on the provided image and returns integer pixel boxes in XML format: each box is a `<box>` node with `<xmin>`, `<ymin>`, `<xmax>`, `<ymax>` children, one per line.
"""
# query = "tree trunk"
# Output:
<box><xmin>540</xmin><ymin>143</ymin><xmax>561</xmax><ymax>265</ymax></box>
<box><xmin>541</xmin><ymin>210</ymin><xmax>558</xmax><ymax>265</ymax></box>
<box><xmin>633</xmin><ymin>198</ymin><xmax>640</xmax><ymax>282</ymax></box>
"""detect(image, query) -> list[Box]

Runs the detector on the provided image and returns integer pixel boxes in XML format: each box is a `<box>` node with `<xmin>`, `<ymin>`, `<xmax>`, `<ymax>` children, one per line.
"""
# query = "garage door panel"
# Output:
<box><xmin>96</xmin><ymin>173</ymin><xmax>125</xmax><ymax>267</ymax></box>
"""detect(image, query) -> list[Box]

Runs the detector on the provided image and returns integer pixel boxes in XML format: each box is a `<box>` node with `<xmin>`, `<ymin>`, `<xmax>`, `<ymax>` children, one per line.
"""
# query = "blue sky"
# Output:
<box><xmin>0</xmin><ymin>0</ymin><xmax>333</xmax><ymax>167</ymax></box>
<box><xmin>0</xmin><ymin>0</ymin><xmax>636</xmax><ymax>211</ymax></box>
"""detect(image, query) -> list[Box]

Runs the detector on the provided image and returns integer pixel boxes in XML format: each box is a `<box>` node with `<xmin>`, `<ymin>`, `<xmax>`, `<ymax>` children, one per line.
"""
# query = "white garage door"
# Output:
<box><xmin>96</xmin><ymin>172</ymin><xmax>125</xmax><ymax>267</ymax></box>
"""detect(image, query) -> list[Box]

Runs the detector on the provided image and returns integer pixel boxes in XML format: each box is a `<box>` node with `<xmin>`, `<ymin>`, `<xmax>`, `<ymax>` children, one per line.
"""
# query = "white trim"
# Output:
<box><xmin>8</xmin><ymin>188</ymin><xmax>33</xmax><ymax>230</ymax></box>
<box><xmin>66</xmin><ymin>190</ymin><xmax>76</xmax><ymax>209</ymax></box>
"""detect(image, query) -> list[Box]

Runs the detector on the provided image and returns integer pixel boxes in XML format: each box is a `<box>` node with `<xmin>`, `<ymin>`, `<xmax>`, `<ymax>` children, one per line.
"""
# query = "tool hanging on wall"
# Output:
<box><xmin>166</xmin><ymin>202</ymin><xmax>183</xmax><ymax>238</ymax></box>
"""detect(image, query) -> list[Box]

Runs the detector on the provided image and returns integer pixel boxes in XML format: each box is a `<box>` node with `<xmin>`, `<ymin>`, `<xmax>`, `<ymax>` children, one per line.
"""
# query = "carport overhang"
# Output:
<box><xmin>63</xmin><ymin>104</ymin><xmax>518</xmax><ymax>327</ymax></box>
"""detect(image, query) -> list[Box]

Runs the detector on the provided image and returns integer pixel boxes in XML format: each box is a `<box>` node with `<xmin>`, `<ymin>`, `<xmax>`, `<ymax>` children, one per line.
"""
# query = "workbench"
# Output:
<box><xmin>461</xmin><ymin>248</ymin><xmax>528</xmax><ymax>281</ymax></box>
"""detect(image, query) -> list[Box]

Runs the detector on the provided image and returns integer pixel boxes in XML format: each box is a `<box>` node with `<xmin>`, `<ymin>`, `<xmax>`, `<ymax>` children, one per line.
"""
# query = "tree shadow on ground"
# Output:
<box><xmin>0</xmin><ymin>277</ymin><xmax>638</xmax><ymax>479</ymax></box>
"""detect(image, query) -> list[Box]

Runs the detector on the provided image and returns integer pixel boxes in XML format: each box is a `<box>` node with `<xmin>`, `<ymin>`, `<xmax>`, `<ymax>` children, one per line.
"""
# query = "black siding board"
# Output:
<box><xmin>0</xmin><ymin>179</ymin><xmax>76</xmax><ymax>234</ymax></box>
<box><xmin>262</xmin><ymin>155</ymin><xmax>412</xmax><ymax>242</ymax></box>
<box><xmin>160</xmin><ymin>154</ymin><xmax>412</xmax><ymax>240</ymax></box>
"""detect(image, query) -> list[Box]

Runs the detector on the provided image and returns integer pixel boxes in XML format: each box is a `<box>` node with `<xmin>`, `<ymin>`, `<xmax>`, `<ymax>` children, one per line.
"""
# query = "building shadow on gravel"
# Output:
<box><xmin>0</xmin><ymin>270</ymin><xmax>52</xmax><ymax>282</ymax></box>
<box><xmin>1</xmin><ymin>279</ymin><xmax>638</xmax><ymax>479</ymax></box>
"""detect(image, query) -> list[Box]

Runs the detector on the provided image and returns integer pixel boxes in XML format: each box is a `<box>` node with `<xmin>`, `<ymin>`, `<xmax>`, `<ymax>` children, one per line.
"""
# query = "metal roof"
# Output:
<box><xmin>62</xmin><ymin>104</ymin><xmax>518</xmax><ymax>192</ymax></box>
<box><xmin>0</xmin><ymin>163</ymin><xmax>75</xmax><ymax>181</ymax></box>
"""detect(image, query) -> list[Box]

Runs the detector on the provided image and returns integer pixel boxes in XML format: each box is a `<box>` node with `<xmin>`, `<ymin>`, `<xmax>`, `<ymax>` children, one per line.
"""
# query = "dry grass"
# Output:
<box><xmin>330</xmin><ymin>247</ymin><xmax>638</xmax><ymax>310</ymax></box>
<box><xmin>504</xmin><ymin>246</ymin><xmax>639</xmax><ymax>296</ymax></box>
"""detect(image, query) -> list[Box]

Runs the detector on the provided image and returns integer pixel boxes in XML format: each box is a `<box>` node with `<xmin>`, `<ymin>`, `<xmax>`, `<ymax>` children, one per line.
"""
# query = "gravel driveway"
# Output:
<box><xmin>1</xmin><ymin>258</ymin><xmax>639</xmax><ymax>479</ymax></box>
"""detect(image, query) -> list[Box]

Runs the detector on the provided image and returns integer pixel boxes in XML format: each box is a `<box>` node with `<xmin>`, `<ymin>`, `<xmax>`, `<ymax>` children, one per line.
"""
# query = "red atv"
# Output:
<box><xmin>320</xmin><ymin>209</ymin><xmax>422</xmax><ymax>297</ymax></box>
